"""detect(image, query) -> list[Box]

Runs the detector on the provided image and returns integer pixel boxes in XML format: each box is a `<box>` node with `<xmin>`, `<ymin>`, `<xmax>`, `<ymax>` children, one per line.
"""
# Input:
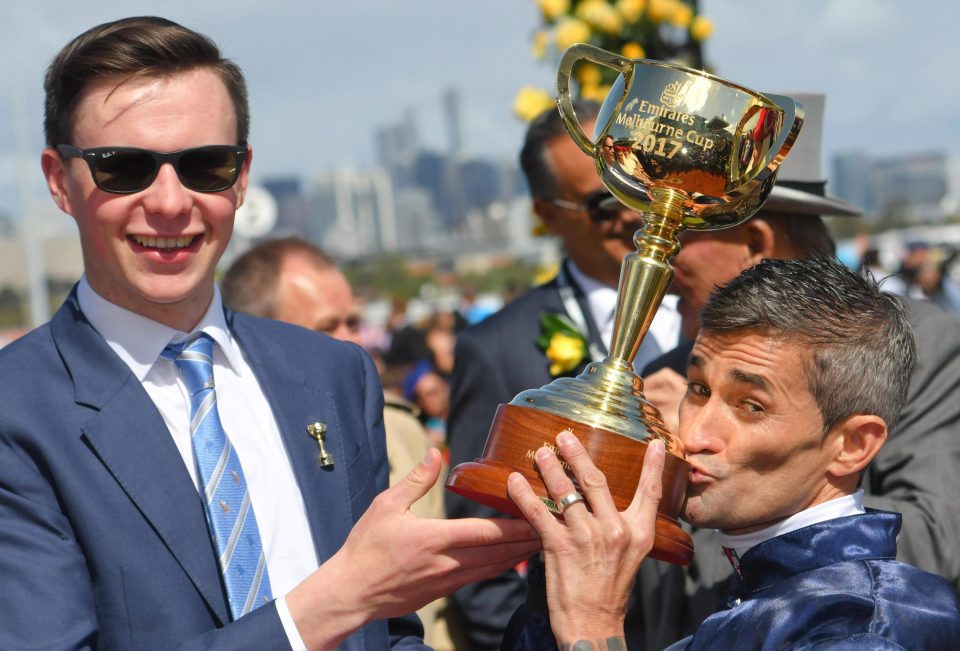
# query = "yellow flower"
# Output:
<box><xmin>532</xmin><ymin>30</ymin><xmax>550</xmax><ymax>59</ymax></box>
<box><xmin>537</xmin><ymin>0</ymin><xmax>571</xmax><ymax>22</ymax></box>
<box><xmin>581</xmin><ymin>83</ymin><xmax>612</xmax><ymax>103</ymax></box>
<box><xmin>621</xmin><ymin>42</ymin><xmax>645</xmax><ymax>59</ymax></box>
<box><xmin>690</xmin><ymin>15</ymin><xmax>713</xmax><ymax>41</ymax></box>
<box><xmin>538</xmin><ymin>313</ymin><xmax>588</xmax><ymax>375</ymax></box>
<box><xmin>533</xmin><ymin>260</ymin><xmax>560</xmax><ymax>285</ymax></box>
<box><xmin>575</xmin><ymin>0</ymin><xmax>623</xmax><ymax>35</ymax></box>
<box><xmin>546</xmin><ymin>333</ymin><xmax>587</xmax><ymax>376</ymax></box>
<box><xmin>646</xmin><ymin>0</ymin><xmax>672</xmax><ymax>23</ymax></box>
<box><xmin>576</xmin><ymin>63</ymin><xmax>603</xmax><ymax>85</ymax></box>
<box><xmin>514</xmin><ymin>86</ymin><xmax>556</xmax><ymax>122</ymax></box>
<box><xmin>554</xmin><ymin>17</ymin><xmax>592</xmax><ymax>50</ymax></box>
<box><xmin>670</xmin><ymin>3</ymin><xmax>693</xmax><ymax>28</ymax></box>
<box><xmin>616</xmin><ymin>0</ymin><xmax>645</xmax><ymax>23</ymax></box>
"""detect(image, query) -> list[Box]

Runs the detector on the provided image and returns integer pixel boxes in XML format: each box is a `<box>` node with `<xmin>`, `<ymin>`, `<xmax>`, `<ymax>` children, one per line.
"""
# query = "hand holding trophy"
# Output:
<box><xmin>446</xmin><ymin>43</ymin><xmax>804</xmax><ymax>565</ymax></box>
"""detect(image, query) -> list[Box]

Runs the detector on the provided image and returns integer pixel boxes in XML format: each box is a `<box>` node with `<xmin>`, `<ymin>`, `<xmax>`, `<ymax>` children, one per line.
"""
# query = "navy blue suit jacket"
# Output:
<box><xmin>0</xmin><ymin>290</ymin><xmax>425</xmax><ymax>650</ymax></box>
<box><xmin>682</xmin><ymin>511</ymin><xmax>960</xmax><ymax>650</ymax></box>
<box><xmin>506</xmin><ymin>511</ymin><xmax>960</xmax><ymax>650</ymax></box>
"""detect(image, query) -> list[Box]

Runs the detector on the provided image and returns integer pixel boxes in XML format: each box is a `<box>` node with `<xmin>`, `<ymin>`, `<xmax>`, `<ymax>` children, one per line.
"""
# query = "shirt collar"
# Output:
<box><xmin>77</xmin><ymin>275</ymin><xmax>244</xmax><ymax>381</ymax></box>
<box><xmin>566</xmin><ymin>261</ymin><xmax>618</xmax><ymax>330</ymax></box>
<box><xmin>717</xmin><ymin>490</ymin><xmax>865</xmax><ymax>560</ymax></box>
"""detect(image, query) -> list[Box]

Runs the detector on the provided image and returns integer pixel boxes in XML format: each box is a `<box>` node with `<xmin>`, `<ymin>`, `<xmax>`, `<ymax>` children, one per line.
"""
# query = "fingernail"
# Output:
<box><xmin>649</xmin><ymin>439</ymin><xmax>665</xmax><ymax>457</ymax></box>
<box><xmin>535</xmin><ymin>447</ymin><xmax>552</xmax><ymax>462</ymax></box>
<box><xmin>557</xmin><ymin>430</ymin><xmax>577</xmax><ymax>446</ymax></box>
<box><xmin>421</xmin><ymin>448</ymin><xmax>434</xmax><ymax>465</ymax></box>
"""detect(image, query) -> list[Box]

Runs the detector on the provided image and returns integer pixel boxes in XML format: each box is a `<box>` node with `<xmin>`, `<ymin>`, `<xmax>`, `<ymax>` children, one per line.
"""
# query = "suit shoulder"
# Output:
<box><xmin>0</xmin><ymin>322</ymin><xmax>53</xmax><ymax>357</ymax></box>
<box><xmin>866</xmin><ymin>560</ymin><xmax>960</xmax><ymax>637</ymax></box>
<box><xmin>873</xmin><ymin>558</ymin><xmax>960</xmax><ymax>597</ymax></box>
<box><xmin>0</xmin><ymin>325</ymin><xmax>72</xmax><ymax>431</ymax></box>
<box><xmin>0</xmin><ymin>324</ymin><xmax>58</xmax><ymax>381</ymax></box>
<box><xmin>904</xmin><ymin>296</ymin><xmax>960</xmax><ymax>334</ymax></box>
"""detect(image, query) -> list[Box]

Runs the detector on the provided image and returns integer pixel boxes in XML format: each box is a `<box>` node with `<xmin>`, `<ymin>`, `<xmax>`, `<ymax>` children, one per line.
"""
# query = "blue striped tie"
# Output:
<box><xmin>163</xmin><ymin>334</ymin><xmax>272</xmax><ymax>619</ymax></box>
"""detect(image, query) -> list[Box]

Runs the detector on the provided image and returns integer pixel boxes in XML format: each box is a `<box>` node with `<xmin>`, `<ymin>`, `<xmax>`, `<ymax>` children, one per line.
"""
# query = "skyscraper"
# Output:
<box><xmin>306</xmin><ymin>168</ymin><xmax>398</xmax><ymax>258</ymax></box>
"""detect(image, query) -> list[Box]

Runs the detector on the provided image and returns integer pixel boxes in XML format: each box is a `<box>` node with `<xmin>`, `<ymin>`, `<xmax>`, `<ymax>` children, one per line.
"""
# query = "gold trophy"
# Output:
<box><xmin>446</xmin><ymin>44</ymin><xmax>804</xmax><ymax>565</ymax></box>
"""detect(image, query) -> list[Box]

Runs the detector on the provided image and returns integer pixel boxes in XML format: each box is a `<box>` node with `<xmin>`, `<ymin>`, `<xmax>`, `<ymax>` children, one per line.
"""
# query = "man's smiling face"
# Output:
<box><xmin>43</xmin><ymin>68</ymin><xmax>248</xmax><ymax>330</ymax></box>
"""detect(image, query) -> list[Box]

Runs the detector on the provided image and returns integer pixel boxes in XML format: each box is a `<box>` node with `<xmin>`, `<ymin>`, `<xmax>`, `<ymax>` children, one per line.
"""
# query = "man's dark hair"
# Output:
<box><xmin>701</xmin><ymin>256</ymin><xmax>916</xmax><ymax>432</ymax></box>
<box><xmin>221</xmin><ymin>237</ymin><xmax>335</xmax><ymax>319</ymax></box>
<box><xmin>44</xmin><ymin>16</ymin><xmax>250</xmax><ymax>146</ymax></box>
<box><xmin>519</xmin><ymin>99</ymin><xmax>600</xmax><ymax>199</ymax></box>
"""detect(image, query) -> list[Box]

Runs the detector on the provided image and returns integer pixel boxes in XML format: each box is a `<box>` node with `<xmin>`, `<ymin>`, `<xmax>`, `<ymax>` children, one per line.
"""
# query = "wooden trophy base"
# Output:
<box><xmin>446</xmin><ymin>403</ymin><xmax>694</xmax><ymax>566</ymax></box>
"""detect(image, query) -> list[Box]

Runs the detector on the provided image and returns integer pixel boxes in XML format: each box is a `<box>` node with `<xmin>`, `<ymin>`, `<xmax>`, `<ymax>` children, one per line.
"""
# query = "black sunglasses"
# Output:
<box><xmin>547</xmin><ymin>189</ymin><xmax>620</xmax><ymax>223</ymax></box>
<box><xmin>56</xmin><ymin>144</ymin><xmax>248</xmax><ymax>194</ymax></box>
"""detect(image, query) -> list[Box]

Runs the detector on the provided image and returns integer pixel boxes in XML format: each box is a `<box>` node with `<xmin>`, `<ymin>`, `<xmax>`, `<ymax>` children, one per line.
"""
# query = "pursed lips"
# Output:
<box><xmin>686</xmin><ymin>459</ymin><xmax>718</xmax><ymax>484</ymax></box>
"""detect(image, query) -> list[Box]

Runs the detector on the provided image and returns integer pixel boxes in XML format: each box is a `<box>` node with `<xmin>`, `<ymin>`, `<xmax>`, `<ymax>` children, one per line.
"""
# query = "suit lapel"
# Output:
<box><xmin>229</xmin><ymin>314</ymin><xmax>356</xmax><ymax>565</ymax></box>
<box><xmin>51</xmin><ymin>292</ymin><xmax>230</xmax><ymax>624</ymax></box>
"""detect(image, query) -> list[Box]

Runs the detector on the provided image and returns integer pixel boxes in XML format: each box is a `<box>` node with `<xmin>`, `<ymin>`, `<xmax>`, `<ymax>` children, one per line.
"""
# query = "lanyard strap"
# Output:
<box><xmin>556</xmin><ymin>263</ymin><xmax>608</xmax><ymax>363</ymax></box>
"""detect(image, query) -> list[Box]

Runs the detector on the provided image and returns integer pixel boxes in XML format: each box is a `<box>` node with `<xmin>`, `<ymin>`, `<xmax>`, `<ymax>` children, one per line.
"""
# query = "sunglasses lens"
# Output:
<box><xmin>92</xmin><ymin>150</ymin><xmax>157</xmax><ymax>193</ymax></box>
<box><xmin>586</xmin><ymin>192</ymin><xmax>618</xmax><ymax>222</ymax></box>
<box><xmin>178</xmin><ymin>147</ymin><xmax>241</xmax><ymax>192</ymax></box>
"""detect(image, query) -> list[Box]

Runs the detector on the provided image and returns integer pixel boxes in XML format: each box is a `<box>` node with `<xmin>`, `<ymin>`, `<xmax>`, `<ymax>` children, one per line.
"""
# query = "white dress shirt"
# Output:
<box><xmin>567</xmin><ymin>261</ymin><xmax>682</xmax><ymax>355</ymax></box>
<box><xmin>78</xmin><ymin>276</ymin><xmax>312</xmax><ymax>649</ymax></box>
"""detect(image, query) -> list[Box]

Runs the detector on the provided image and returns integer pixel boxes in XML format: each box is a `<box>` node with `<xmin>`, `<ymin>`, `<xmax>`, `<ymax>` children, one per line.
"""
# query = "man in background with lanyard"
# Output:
<box><xmin>445</xmin><ymin>100</ymin><xmax>682</xmax><ymax>651</ymax></box>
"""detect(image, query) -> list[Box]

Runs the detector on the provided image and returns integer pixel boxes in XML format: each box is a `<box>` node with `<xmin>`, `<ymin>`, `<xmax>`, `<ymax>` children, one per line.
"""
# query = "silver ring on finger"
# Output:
<box><xmin>558</xmin><ymin>491</ymin><xmax>585</xmax><ymax>512</ymax></box>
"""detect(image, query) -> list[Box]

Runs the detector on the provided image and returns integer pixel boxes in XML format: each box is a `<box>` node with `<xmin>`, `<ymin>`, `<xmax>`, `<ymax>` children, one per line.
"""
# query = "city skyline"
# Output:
<box><xmin>3</xmin><ymin>0</ymin><xmax>960</xmax><ymax>220</ymax></box>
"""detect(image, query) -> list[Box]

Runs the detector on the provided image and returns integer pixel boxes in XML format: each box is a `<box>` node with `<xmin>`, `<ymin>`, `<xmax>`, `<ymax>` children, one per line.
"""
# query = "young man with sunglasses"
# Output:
<box><xmin>444</xmin><ymin>102</ymin><xmax>683</xmax><ymax>650</ymax></box>
<box><xmin>0</xmin><ymin>16</ymin><xmax>540</xmax><ymax>651</ymax></box>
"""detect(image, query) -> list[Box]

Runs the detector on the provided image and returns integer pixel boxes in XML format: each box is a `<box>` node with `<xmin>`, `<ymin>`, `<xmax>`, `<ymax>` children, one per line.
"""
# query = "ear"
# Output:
<box><xmin>234</xmin><ymin>144</ymin><xmax>253</xmax><ymax>209</ymax></box>
<box><xmin>532</xmin><ymin>197</ymin><xmax>562</xmax><ymax>235</ymax></box>
<box><xmin>743</xmin><ymin>218</ymin><xmax>776</xmax><ymax>264</ymax></box>
<box><xmin>41</xmin><ymin>147</ymin><xmax>74</xmax><ymax>215</ymax></box>
<box><xmin>825</xmin><ymin>414</ymin><xmax>887</xmax><ymax>482</ymax></box>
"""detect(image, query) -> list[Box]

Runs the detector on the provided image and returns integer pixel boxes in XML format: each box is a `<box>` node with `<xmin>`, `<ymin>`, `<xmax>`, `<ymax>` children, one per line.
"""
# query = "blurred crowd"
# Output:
<box><xmin>843</xmin><ymin>235</ymin><xmax>960</xmax><ymax>315</ymax></box>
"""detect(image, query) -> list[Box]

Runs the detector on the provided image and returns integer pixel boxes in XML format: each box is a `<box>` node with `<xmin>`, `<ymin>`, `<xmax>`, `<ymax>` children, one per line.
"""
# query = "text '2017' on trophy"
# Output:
<box><xmin>446</xmin><ymin>43</ymin><xmax>804</xmax><ymax>566</ymax></box>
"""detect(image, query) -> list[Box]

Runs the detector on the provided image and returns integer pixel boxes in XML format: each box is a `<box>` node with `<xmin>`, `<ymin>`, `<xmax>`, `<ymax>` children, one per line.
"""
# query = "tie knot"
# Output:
<box><xmin>163</xmin><ymin>333</ymin><xmax>216</xmax><ymax>396</ymax></box>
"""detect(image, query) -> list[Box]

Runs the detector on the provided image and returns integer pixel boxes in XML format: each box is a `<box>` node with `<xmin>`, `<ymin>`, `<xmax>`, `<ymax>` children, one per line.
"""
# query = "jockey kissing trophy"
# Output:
<box><xmin>446</xmin><ymin>43</ymin><xmax>804</xmax><ymax>565</ymax></box>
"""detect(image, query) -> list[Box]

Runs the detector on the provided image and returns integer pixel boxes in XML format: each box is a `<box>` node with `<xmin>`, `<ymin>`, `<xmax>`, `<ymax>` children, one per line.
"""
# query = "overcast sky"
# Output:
<box><xmin>2</xmin><ymin>0</ymin><xmax>959</xmax><ymax>219</ymax></box>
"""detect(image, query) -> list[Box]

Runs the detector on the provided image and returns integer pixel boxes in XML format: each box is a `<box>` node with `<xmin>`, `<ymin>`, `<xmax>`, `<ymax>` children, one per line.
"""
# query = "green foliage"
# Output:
<box><xmin>536</xmin><ymin>312</ymin><xmax>585</xmax><ymax>349</ymax></box>
<box><xmin>343</xmin><ymin>254</ymin><xmax>426</xmax><ymax>300</ymax></box>
<box><xmin>343</xmin><ymin>254</ymin><xmax>541</xmax><ymax>301</ymax></box>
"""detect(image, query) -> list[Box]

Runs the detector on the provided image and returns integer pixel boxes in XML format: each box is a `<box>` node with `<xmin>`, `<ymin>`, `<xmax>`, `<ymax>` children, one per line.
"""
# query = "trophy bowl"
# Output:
<box><xmin>446</xmin><ymin>44</ymin><xmax>804</xmax><ymax>566</ymax></box>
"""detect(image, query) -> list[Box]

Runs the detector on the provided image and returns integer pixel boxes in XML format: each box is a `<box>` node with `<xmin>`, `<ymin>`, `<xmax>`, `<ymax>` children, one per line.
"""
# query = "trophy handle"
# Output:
<box><xmin>758</xmin><ymin>93</ymin><xmax>805</xmax><ymax>172</ymax></box>
<box><xmin>557</xmin><ymin>43</ymin><xmax>632</xmax><ymax>156</ymax></box>
<box><xmin>718</xmin><ymin>93</ymin><xmax>804</xmax><ymax>214</ymax></box>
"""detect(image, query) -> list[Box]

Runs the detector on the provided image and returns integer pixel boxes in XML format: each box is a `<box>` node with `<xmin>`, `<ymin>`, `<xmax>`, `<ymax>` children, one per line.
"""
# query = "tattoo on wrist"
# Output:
<box><xmin>559</xmin><ymin>637</ymin><xmax>626</xmax><ymax>651</ymax></box>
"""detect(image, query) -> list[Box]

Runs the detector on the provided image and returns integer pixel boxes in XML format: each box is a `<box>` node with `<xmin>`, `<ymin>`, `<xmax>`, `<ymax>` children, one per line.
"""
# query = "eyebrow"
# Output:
<box><xmin>730</xmin><ymin>369</ymin><xmax>772</xmax><ymax>392</ymax></box>
<box><xmin>687</xmin><ymin>354</ymin><xmax>772</xmax><ymax>392</ymax></box>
